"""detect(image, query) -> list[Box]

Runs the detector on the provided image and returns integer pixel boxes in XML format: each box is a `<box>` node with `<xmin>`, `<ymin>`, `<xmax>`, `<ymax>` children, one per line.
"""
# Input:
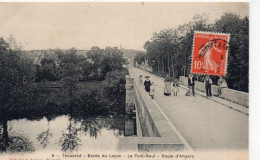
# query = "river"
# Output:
<box><xmin>0</xmin><ymin>112</ymin><xmax>137</xmax><ymax>154</ymax></box>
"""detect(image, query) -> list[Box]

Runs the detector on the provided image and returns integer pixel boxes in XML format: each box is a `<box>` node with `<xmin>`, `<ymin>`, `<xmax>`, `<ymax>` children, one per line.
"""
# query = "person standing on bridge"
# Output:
<box><xmin>150</xmin><ymin>82</ymin><xmax>155</xmax><ymax>99</ymax></box>
<box><xmin>144</xmin><ymin>76</ymin><xmax>151</xmax><ymax>93</ymax></box>
<box><xmin>217</xmin><ymin>76</ymin><xmax>228</xmax><ymax>97</ymax></box>
<box><xmin>164</xmin><ymin>74</ymin><xmax>172</xmax><ymax>96</ymax></box>
<box><xmin>139</xmin><ymin>75</ymin><xmax>143</xmax><ymax>85</ymax></box>
<box><xmin>188</xmin><ymin>74</ymin><xmax>195</xmax><ymax>96</ymax></box>
<box><xmin>172</xmin><ymin>79</ymin><xmax>179</xmax><ymax>96</ymax></box>
<box><xmin>204</xmin><ymin>75</ymin><xmax>212</xmax><ymax>98</ymax></box>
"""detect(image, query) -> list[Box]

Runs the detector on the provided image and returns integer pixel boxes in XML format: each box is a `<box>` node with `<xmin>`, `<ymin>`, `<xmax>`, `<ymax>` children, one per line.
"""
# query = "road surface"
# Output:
<box><xmin>129</xmin><ymin>67</ymin><xmax>248</xmax><ymax>151</ymax></box>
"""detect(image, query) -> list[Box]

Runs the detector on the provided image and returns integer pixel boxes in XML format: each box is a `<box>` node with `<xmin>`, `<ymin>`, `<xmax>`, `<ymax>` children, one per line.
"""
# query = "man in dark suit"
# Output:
<box><xmin>204</xmin><ymin>75</ymin><xmax>212</xmax><ymax>98</ymax></box>
<box><xmin>188</xmin><ymin>74</ymin><xmax>195</xmax><ymax>96</ymax></box>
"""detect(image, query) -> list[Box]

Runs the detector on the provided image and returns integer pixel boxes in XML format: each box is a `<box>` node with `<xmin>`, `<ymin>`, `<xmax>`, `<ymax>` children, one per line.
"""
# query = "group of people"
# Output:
<box><xmin>187</xmin><ymin>74</ymin><xmax>228</xmax><ymax>98</ymax></box>
<box><xmin>139</xmin><ymin>73</ymin><xmax>228</xmax><ymax>99</ymax></box>
<box><xmin>139</xmin><ymin>74</ymin><xmax>180</xmax><ymax>99</ymax></box>
<box><xmin>139</xmin><ymin>75</ymin><xmax>155</xmax><ymax>99</ymax></box>
<box><xmin>163</xmin><ymin>74</ymin><xmax>179</xmax><ymax>96</ymax></box>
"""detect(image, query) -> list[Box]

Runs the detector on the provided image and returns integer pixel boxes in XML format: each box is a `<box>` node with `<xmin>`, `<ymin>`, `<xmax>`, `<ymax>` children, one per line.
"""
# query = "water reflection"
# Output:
<box><xmin>36</xmin><ymin>121</ymin><xmax>53</xmax><ymax>148</ymax></box>
<box><xmin>58</xmin><ymin>117</ymin><xmax>81</xmax><ymax>152</ymax></box>
<box><xmin>0</xmin><ymin>114</ymin><xmax>125</xmax><ymax>153</ymax></box>
<box><xmin>124</xmin><ymin>114</ymin><xmax>137</xmax><ymax>136</ymax></box>
<box><xmin>0</xmin><ymin>119</ymin><xmax>35</xmax><ymax>153</ymax></box>
<box><xmin>79</xmin><ymin>117</ymin><xmax>104</xmax><ymax>138</ymax></box>
<box><xmin>7</xmin><ymin>133</ymin><xmax>35</xmax><ymax>153</ymax></box>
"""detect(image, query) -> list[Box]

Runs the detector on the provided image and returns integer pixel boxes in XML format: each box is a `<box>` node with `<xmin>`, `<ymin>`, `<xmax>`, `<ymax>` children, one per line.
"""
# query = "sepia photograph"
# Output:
<box><xmin>0</xmin><ymin>2</ymin><xmax>250</xmax><ymax>160</ymax></box>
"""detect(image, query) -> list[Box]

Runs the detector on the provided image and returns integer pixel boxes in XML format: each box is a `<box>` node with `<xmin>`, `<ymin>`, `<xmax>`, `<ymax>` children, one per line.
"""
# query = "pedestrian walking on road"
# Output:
<box><xmin>204</xmin><ymin>75</ymin><xmax>212</xmax><ymax>98</ymax></box>
<box><xmin>217</xmin><ymin>76</ymin><xmax>228</xmax><ymax>97</ymax></box>
<box><xmin>139</xmin><ymin>75</ymin><xmax>143</xmax><ymax>85</ymax></box>
<box><xmin>188</xmin><ymin>74</ymin><xmax>195</xmax><ymax>96</ymax></box>
<box><xmin>150</xmin><ymin>82</ymin><xmax>155</xmax><ymax>99</ymax></box>
<box><xmin>144</xmin><ymin>76</ymin><xmax>151</xmax><ymax>93</ymax></box>
<box><xmin>172</xmin><ymin>79</ymin><xmax>179</xmax><ymax>96</ymax></box>
<box><xmin>164</xmin><ymin>74</ymin><xmax>172</xmax><ymax>96</ymax></box>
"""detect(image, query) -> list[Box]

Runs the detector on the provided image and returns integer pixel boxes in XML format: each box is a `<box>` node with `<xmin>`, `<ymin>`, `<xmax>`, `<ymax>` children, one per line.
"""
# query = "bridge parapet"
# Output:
<box><xmin>179</xmin><ymin>76</ymin><xmax>249</xmax><ymax>107</ymax></box>
<box><xmin>119</xmin><ymin>72</ymin><xmax>186</xmax><ymax>152</ymax></box>
<box><xmin>125</xmin><ymin>75</ymin><xmax>135</xmax><ymax>114</ymax></box>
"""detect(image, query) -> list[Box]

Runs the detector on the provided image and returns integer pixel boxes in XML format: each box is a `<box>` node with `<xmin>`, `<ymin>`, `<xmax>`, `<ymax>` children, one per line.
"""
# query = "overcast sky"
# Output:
<box><xmin>0</xmin><ymin>2</ymin><xmax>248</xmax><ymax>51</ymax></box>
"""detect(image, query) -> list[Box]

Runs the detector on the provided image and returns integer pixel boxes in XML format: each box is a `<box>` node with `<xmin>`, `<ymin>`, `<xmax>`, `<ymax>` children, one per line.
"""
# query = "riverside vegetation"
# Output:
<box><xmin>0</xmin><ymin>37</ymin><xmax>128</xmax><ymax>153</ymax></box>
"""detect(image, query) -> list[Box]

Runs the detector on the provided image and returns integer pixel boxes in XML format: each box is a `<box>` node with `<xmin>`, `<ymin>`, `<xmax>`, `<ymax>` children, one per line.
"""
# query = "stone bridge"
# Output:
<box><xmin>118</xmin><ymin>66</ymin><xmax>248</xmax><ymax>153</ymax></box>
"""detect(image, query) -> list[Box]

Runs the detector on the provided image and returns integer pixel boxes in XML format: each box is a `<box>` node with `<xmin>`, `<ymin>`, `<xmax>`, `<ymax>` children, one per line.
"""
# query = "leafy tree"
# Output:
<box><xmin>134</xmin><ymin>52</ymin><xmax>146</xmax><ymax>65</ymax></box>
<box><xmin>35</xmin><ymin>58</ymin><xmax>58</xmax><ymax>82</ymax></box>
<box><xmin>7</xmin><ymin>34</ymin><xmax>22</xmax><ymax>51</ymax></box>
<box><xmin>85</xmin><ymin>46</ymin><xmax>126</xmax><ymax>80</ymax></box>
<box><xmin>59</xmin><ymin>48</ymin><xmax>84</xmax><ymax>98</ymax></box>
<box><xmin>104</xmin><ymin>69</ymin><xmax>128</xmax><ymax>113</ymax></box>
<box><xmin>100</xmin><ymin>47</ymin><xmax>126</xmax><ymax>77</ymax></box>
<box><xmin>0</xmin><ymin>37</ymin><xmax>34</xmax><ymax>114</ymax></box>
<box><xmin>0</xmin><ymin>37</ymin><xmax>35</xmax><ymax>150</ymax></box>
<box><xmin>143</xmin><ymin>13</ymin><xmax>249</xmax><ymax>92</ymax></box>
<box><xmin>213</xmin><ymin>13</ymin><xmax>249</xmax><ymax>92</ymax></box>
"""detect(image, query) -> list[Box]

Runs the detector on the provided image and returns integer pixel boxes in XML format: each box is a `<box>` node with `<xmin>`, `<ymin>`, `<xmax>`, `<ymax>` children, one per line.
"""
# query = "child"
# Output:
<box><xmin>172</xmin><ymin>79</ymin><xmax>179</xmax><ymax>96</ymax></box>
<box><xmin>139</xmin><ymin>75</ymin><xmax>143</xmax><ymax>85</ymax></box>
<box><xmin>150</xmin><ymin>82</ymin><xmax>155</xmax><ymax>99</ymax></box>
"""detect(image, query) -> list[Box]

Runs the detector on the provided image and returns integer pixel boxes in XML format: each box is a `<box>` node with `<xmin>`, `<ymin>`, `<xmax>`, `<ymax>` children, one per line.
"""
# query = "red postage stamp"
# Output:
<box><xmin>191</xmin><ymin>31</ymin><xmax>230</xmax><ymax>76</ymax></box>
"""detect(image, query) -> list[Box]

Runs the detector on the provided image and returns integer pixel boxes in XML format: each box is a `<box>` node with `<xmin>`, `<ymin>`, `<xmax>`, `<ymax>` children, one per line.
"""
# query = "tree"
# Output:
<box><xmin>86</xmin><ymin>46</ymin><xmax>126</xmax><ymax>80</ymax></box>
<box><xmin>0</xmin><ymin>37</ymin><xmax>34</xmax><ymax>150</ymax></box>
<box><xmin>213</xmin><ymin>13</ymin><xmax>249</xmax><ymax>92</ymax></box>
<box><xmin>101</xmin><ymin>47</ymin><xmax>126</xmax><ymax>74</ymax></box>
<box><xmin>7</xmin><ymin>35</ymin><xmax>22</xmax><ymax>51</ymax></box>
<box><xmin>35</xmin><ymin>58</ymin><xmax>58</xmax><ymax>82</ymax></box>
<box><xmin>0</xmin><ymin>37</ymin><xmax>34</xmax><ymax>113</ymax></box>
<box><xmin>59</xmin><ymin>48</ymin><xmax>84</xmax><ymax>99</ymax></box>
<box><xmin>134</xmin><ymin>52</ymin><xmax>146</xmax><ymax>65</ymax></box>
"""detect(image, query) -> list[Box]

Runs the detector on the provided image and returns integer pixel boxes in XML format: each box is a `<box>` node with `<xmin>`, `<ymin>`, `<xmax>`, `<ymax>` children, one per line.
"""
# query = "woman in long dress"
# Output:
<box><xmin>164</xmin><ymin>75</ymin><xmax>172</xmax><ymax>96</ymax></box>
<box><xmin>144</xmin><ymin>76</ymin><xmax>151</xmax><ymax>93</ymax></box>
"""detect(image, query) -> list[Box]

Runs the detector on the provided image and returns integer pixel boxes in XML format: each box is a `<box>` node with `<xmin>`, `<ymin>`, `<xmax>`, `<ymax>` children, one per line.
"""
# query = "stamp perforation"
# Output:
<box><xmin>190</xmin><ymin>30</ymin><xmax>231</xmax><ymax>77</ymax></box>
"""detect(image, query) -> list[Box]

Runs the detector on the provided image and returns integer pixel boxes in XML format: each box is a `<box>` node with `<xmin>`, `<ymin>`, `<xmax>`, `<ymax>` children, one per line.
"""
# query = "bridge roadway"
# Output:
<box><xmin>129</xmin><ymin>67</ymin><xmax>248</xmax><ymax>151</ymax></box>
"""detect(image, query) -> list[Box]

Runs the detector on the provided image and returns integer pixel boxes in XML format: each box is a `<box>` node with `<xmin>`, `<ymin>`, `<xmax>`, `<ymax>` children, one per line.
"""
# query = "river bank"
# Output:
<box><xmin>0</xmin><ymin>69</ymin><xmax>129</xmax><ymax>153</ymax></box>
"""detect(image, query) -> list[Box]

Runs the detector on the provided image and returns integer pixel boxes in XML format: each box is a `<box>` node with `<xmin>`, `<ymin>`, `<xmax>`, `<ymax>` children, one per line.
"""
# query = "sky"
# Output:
<box><xmin>0</xmin><ymin>2</ymin><xmax>248</xmax><ymax>51</ymax></box>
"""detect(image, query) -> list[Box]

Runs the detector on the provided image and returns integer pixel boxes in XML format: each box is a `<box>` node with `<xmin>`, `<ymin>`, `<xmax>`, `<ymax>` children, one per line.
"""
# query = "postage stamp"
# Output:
<box><xmin>191</xmin><ymin>31</ymin><xmax>230</xmax><ymax>76</ymax></box>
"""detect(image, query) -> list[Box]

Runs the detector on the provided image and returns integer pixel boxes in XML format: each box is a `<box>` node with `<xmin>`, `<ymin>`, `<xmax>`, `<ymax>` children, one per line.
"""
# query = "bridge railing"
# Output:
<box><xmin>120</xmin><ymin>72</ymin><xmax>186</xmax><ymax>152</ymax></box>
<box><xmin>179</xmin><ymin>76</ymin><xmax>249</xmax><ymax>107</ymax></box>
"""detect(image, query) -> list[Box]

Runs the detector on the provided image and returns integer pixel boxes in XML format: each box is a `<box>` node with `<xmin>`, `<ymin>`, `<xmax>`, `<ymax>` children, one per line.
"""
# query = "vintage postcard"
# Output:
<box><xmin>0</xmin><ymin>2</ymin><xmax>249</xmax><ymax>160</ymax></box>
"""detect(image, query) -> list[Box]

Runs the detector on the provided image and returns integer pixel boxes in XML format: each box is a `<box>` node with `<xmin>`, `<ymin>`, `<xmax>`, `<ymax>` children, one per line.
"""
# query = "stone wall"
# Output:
<box><xmin>179</xmin><ymin>76</ymin><xmax>249</xmax><ymax>107</ymax></box>
<box><xmin>133</xmin><ymin>81</ymin><xmax>160</xmax><ymax>137</ymax></box>
<box><xmin>125</xmin><ymin>75</ymin><xmax>135</xmax><ymax>114</ymax></box>
<box><xmin>120</xmin><ymin>73</ymin><xmax>185</xmax><ymax>152</ymax></box>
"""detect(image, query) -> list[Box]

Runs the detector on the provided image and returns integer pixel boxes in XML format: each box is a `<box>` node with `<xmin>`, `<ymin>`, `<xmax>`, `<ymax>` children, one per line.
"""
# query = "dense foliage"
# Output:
<box><xmin>135</xmin><ymin>13</ymin><xmax>249</xmax><ymax>92</ymax></box>
<box><xmin>84</xmin><ymin>46</ymin><xmax>126</xmax><ymax>80</ymax></box>
<box><xmin>35</xmin><ymin>58</ymin><xmax>60</xmax><ymax>82</ymax></box>
<box><xmin>0</xmin><ymin>41</ymin><xmax>127</xmax><ymax>117</ymax></box>
<box><xmin>134</xmin><ymin>52</ymin><xmax>146</xmax><ymax>65</ymax></box>
<box><xmin>0</xmin><ymin>38</ymin><xmax>35</xmax><ymax>115</ymax></box>
<box><xmin>0</xmin><ymin>37</ymin><xmax>128</xmax><ymax>152</ymax></box>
